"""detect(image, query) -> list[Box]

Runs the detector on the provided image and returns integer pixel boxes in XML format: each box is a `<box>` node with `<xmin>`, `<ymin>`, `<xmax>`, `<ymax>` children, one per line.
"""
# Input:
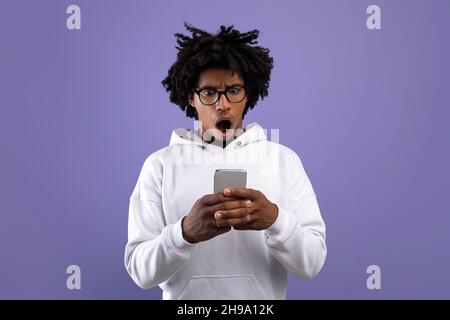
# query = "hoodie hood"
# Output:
<box><xmin>169</xmin><ymin>121</ymin><xmax>267</xmax><ymax>149</ymax></box>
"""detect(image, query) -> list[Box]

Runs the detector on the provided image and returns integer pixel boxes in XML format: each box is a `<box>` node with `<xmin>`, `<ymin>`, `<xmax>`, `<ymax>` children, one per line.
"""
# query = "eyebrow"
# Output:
<box><xmin>198</xmin><ymin>83</ymin><xmax>244</xmax><ymax>89</ymax></box>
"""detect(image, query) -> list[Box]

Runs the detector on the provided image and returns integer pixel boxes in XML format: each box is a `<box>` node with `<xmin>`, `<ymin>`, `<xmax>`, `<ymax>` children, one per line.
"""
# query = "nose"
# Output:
<box><xmin>215</xmin><ymin>92</ymin><xmax>231</xmax><ymax>111</ymax></box>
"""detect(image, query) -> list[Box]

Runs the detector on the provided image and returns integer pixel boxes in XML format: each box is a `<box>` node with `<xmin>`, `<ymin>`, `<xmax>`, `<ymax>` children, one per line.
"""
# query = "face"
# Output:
<box><xmin>188</xmin><ymin>69</ymin><xmax>247</xmax><ymax>144</ymax></box>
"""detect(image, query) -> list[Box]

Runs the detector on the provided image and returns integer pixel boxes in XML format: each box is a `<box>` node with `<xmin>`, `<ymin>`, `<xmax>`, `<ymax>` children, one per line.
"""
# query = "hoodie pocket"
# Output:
<box><xmin>177</xmin><ymin>275</ymin><xmax>264</xmax><ymax>300</ymax></box>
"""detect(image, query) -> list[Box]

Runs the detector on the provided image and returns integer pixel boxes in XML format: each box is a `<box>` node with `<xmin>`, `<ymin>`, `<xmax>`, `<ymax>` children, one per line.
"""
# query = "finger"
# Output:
<box><xmin>201</xmin><ymin>193</ymin><xmax>241</xmax><ymax>206</ymax></box>
<box><xmin>209</xmin><ymin>199</ymin><xmax>252</xmax><ymax>214</ymax></box>
<box><xmin>218</xmin><ymin>213</ymin><xmax>254</xmax><ymax>227</ymax></box>
<box><xmin>215</xmin><ymin>207</ymin><xmax>254</xmax><ymax>221</ymax></box>
<box><xmin>201</xmin><ymin>199</ymin><xmax>251</xmax><ymax>218</ymax></box>
<box><xmin>223</xmin><ymin>188</ymin><xmax>257</xmax><ymax>200</ymax></box>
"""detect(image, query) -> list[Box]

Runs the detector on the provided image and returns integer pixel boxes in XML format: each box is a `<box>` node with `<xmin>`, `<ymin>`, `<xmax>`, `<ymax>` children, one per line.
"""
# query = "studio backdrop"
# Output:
<box><xmin>0</xmin><ymin>0</ymin><xmax>449</xmax><ymax>299</ymax></box>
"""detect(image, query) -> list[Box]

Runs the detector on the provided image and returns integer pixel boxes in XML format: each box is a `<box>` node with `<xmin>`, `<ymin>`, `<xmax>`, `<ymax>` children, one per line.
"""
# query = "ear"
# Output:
<box><xmin>188</xmin><ymin>94</ymin><xmax>195</xmax><ymax>108</ymax></box>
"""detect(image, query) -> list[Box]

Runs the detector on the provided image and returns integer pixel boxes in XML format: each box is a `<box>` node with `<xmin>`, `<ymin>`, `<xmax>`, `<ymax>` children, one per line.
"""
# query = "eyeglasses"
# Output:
<box><xmin>192</xmin><ymin>85</ymin><xmax>247</xmax><ymax>106</ymax></box>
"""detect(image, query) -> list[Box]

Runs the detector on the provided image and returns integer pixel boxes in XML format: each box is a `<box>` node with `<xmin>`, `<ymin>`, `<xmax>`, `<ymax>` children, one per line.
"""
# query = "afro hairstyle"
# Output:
<box><xmin>161</xmin><ymin>22</ymin><xmax>274</xmax><ymax>119</ymax></box>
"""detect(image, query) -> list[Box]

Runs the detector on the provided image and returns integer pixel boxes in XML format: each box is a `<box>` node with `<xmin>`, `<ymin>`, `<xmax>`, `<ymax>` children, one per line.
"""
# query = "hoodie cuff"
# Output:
<box><xmin>264</xmin><ymin>207</ymin><xmax>297</xmax><ymax>245</ymax></box>
<box><xmin>167</xmin><ymin>218</ymin><xmax>197</xmax><ymax>259</ymax></box>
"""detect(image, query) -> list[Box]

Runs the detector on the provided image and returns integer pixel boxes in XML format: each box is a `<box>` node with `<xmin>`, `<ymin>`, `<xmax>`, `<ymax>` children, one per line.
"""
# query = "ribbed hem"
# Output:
<box><xmin>264</xmin><ymin>207</ymin><xmax>297</xmax><ymax>245</ymax></box>
<box><xmin>166</xmin><ymin>218</ymin><xmax>197</xmax><ymax>259</ymax></box>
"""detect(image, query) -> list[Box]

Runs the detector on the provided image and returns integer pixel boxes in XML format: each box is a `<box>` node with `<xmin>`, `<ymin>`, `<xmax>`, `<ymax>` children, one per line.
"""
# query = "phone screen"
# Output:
<box><xmin>214</xmin><ymin>169</ymin><xmax>247</xmax><ymax>193</ymax></box>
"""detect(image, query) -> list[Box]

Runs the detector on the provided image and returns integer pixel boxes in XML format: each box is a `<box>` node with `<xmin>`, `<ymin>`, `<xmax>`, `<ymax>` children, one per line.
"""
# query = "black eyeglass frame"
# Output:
<box><xmin>192</xmin><ymin>85</ymin><xmax>247</xmax><ymax>106</ymax></box>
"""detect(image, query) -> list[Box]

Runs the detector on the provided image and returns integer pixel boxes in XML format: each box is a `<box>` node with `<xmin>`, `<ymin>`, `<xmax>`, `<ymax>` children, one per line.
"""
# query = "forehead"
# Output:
<box><xmin>196</xmin><ymin>69</ymin><xmax>244</xmax><ymax>87</ymax></box>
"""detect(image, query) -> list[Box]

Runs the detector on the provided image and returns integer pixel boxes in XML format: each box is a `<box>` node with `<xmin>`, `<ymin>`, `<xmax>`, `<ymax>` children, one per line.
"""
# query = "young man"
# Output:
<box><xmin>124</xmin><ymin>23</ymin><xmax>327</xmax><ymax>299</ymax></box>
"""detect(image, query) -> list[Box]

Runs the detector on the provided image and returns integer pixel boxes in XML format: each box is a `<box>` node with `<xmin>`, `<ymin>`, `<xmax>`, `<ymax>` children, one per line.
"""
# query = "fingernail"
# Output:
<box><xmin>245</xmin><ymin>200</ymin><xmax>252</xmax><ymax>207</ymax></box>
<box><xmin>224</xmin><ymin>188</ymin><xmax>231</xmax><ymax>194</ymax></box>
<box><xmin>215</xmin><ymin>212</ymin><xmax>222</xmax><ymax>219</ymax></box>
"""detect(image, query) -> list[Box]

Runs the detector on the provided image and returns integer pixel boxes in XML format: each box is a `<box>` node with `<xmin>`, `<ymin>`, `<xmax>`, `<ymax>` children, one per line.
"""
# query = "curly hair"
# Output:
<box><xmin>161</xmin><ymin>22</ymin><xmax>274</xmax><ymax>119</ymax></box>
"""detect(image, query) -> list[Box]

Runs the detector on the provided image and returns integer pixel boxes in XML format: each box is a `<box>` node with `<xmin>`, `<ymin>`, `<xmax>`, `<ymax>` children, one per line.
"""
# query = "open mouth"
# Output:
<box><xmin>215</xmin><ymin>119</ymin><xmax>232</xmax><ymax>135</ymax></box>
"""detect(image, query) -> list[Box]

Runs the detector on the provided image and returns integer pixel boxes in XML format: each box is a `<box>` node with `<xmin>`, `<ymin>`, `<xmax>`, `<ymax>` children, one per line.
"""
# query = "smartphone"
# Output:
<box><xmin>214</xmin><ymin>169</ymin><xmax>247</xmax><ymax>193</ymax></box>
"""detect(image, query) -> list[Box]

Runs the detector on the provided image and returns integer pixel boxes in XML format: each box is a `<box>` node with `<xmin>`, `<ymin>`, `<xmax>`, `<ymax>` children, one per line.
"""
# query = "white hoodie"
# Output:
<box><xmin>124</xmin><ymin>122</ymin><xmax>326</xmax><ymax>299</ymax></box>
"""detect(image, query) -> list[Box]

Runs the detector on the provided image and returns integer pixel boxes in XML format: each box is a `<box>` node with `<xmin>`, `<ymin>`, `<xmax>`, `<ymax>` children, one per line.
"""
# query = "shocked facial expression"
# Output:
<box><xmin>189</xmin><ymin>68</ymin><xmax>247</xmax><ymax>144</ymax></box>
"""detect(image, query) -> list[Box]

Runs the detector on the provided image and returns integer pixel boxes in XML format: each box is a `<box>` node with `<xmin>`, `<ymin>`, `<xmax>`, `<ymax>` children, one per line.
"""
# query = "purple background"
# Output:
<box><xmin>0</xmin><ymin>0</ymin><xmax>449</xmax><ymax>299</ymax></box>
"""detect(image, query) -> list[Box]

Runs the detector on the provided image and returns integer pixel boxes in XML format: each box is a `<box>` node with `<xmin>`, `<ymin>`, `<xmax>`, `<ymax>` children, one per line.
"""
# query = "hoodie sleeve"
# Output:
<box><xmin>264</xmin><ymin>151</ymin><xmax>327</xmax><ymax>279</ymax></box>
<box><xmin>124</xmin><ymin>155</ymin><xmax>196</xmax><ymax>289</ymax></box>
